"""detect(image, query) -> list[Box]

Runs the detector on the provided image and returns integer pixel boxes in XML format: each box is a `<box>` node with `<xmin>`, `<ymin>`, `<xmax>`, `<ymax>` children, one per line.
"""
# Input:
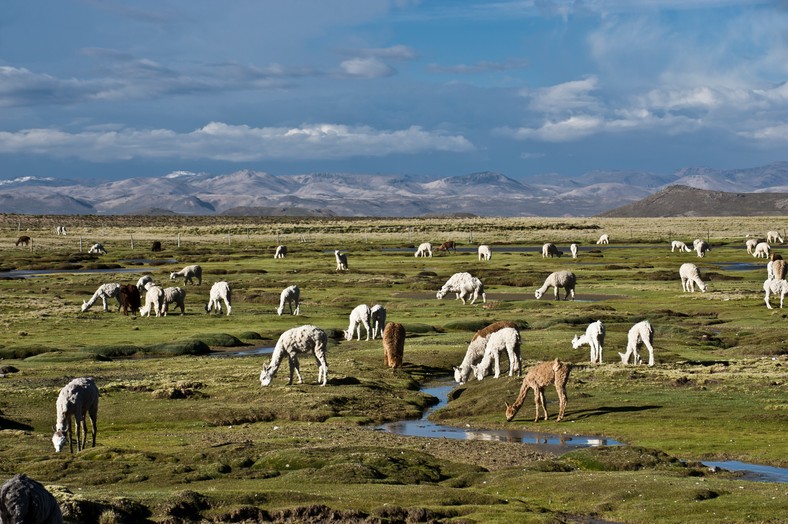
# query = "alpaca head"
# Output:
<box><xmin>534</xmin><ymin>289</ymin><xmax>544</xmax><ymax>300</ymax></box>
<box><xmin>504</xmin><ymin>401</ymin><xmax>518</xmax><ymax>422</ymax></box>
<box><xmin>470</xmin><ymin>364</ymin><xmax>485</xmax><ymax>381</ymax></box>
<box><xmin>259</xmin><ymin>365</ymin><xmax>275</xmax><ymax>386</ymax></box>
<box><xmin>570</xmin><ymin>334</ymin><xmax>582</xmax><ymax>349</ymax></box>
<box><xmin>276</xmin><ymin>305</ymin><xmax>284</xmax><ymax>316</ymax></box>
<box><xmin>343</xmin><ymin>329</ymin><xmax>354</xmax><ymax>341</ymax></box>
<box><xmin>169</xmin><ymin>272</ymin><xmax>177</xmax><ymax>280</ymax></box>
<box><xmin>618</xmin><ymin>351</ymin><xmax>629</xmax><ymax>364</ymax></box>
<box><xmin>452</xmin><ymin>366</ymin><xmax>466</xmax><ymax>384</ymax></box>
<box><xmin>81</xmin><ymin>300</ymin><xmax>89</xmax><ymax>313</ymax></box>
<box><xmin>52</xmin><ymin>429</ymin><xmax>67</xmax><ymax>453</ymax></box>
<box><xmin>698</xmin><ymin>281</ymin><xmax>708</xmax><ymax>292</ymax></box>
<box><xmin>436</xmin><ymin>288</ymin><xmax>448</xmax><ymax>300</ymax></box>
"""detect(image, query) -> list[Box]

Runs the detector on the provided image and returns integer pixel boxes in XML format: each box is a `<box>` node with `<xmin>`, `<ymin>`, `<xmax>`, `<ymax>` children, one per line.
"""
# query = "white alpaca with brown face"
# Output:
<box><xmin>453</xmin><ymin>321</ymin><xmax>518</xmax><ymax>384</ymax></box>
<box><xmin>505</xmin><ymin>359</ymin><xmax>570</xmax><ymax>423</ymax></box>
<box><xmin>260</xmin><ymin>325</ymin><xmax>328</xmax><ymax>386</ymax></box>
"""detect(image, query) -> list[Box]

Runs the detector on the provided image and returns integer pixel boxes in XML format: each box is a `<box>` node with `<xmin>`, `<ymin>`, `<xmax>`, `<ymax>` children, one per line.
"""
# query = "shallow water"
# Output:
<box><xmin>209</xmin><ymin>346</ymin><xmax>274</xmax><ymax>358</ymax></box>
<box><xmin>713</xmin><ymin>261</ymin><xmax>765</xmax><ymax>272</ymax></box>
<box><xmin>0</xmin><ymin>268</ymin><xmax>143</xmax><ymax>279</ymax></box>
<box><xmin>702</xmin><ymin>460</ymin><xmax>788</xmax><ymax>483</ymax></box>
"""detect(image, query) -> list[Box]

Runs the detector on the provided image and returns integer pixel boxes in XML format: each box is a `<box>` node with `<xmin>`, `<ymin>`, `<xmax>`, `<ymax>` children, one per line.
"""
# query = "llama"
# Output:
<box><xmin>767</xmin><ymin>230</ymin><xmax>784</xmax><ymax>244</ymax></box>
<box><xmin>504</xmin><ymin>359</ymin><xmax>571</xmax><ymax>423</ymax></box>
<box><xmin>276</xmin><ymin>285</ymin><xmax>300</xmax><ymax>316</ymax></box>
<box><xmin>170</xmin><ymin>264</ymin><xmax>202</xmax><ymax>285</ymax></box>
<box><xmin>80</xmin><ymin>283</ymin><xmax>121</xmax><ymax>313</ymax></box>
<box><xmin>570</xmin><ymin>243</ymin><xmax>578</xmax><ymax>259</ymax></box>
<box><xmin>0</xmin><ymin>474</ymin><xmax>63</xmax><ymax>524</ymax></box>
<box><xmin>370</xmin><ymin>304</ymin><xmax>387</xmax><ymax>339</ymax></box>
<box><xmin>541</xmin><ymin>243</ymin><xmax>562</xmax><ymax>258</ymax></box>
<box><xmin>88</xmin><ymin>243</ymin><xmax>107</xmax><ymax>255</ymax></box>
<box><xmin>52</xmin><ymin>377</ymin><xmax>98</xmax><ymax>453</ymax></box>
<box><xmin>436</xmin><ymin>241</ymin><xmax>456</xmax><ymax>253</ymax></box>
<box><xmin>478</xmin><ymin>244</ymin><xmax>492</xmax><ymax>261</ymax></box>
<box><xmin>471</xmin><ymin>327</ymin><xmax>522</xmax><ymax>381</ymax></box>
<box><xmin>745</xmin><ymin>238</ymin><xmax>762</xmax><ymax>254</ymax></box>
<box><xmin>151</xmin><ymin>240</ymin><xmax>162</xmax><ymax>252</ymax></box>
<box><xmin>335</xmin><ymin>250</ymin><xmax>348</xmax><ymax>271</ymax></box>
<box><xmin>671</xmin><ymin>240</ymin><xmax>691</xmax><ymax>253</ymax></box>
<box><xmin>763</xmin><ymin>278</ymin><xmax>788</xmax><ymax>309</ymax></box>
<box><xmin>139</xmin><ymin>285</ymin><xmax>164</xmax><ymax>317</ymax></box>
<box><xmin>618</xmin><ymin>320</ymin><xmax>655</xmax><ymax>366</ymax></box>
<box><xmin>344</xmin><ymin>304</ymin><xmax>371</xmax><ymax>341</ymax></box>
<box><xmin>596</xmin><ymin>234</ymin><xmax>609</xmax><ymax>245</ymax></box>
<box><xmin>383</xmin><ymin>322</ymin><xmax>405</xmax><ymax>368</ymax></box>
<box><xmin>15</xmin><ymin>235</ymin><xmax>31</xmax><ymax>247</ymax></box>
<box><xmin>679</xmin><ymin>263</ymin><xmax>708</xmax><ymax>293</ymax></box>
<box><xmin>693</xmin><ymin>239</ymin><xmax>710</xmax><ymax>258</ymax></box>
<box><xmin>436</xmin><ymin>272</ymin><xmax>486</xmax><ymax>304</ymax></box>
<box><xmin>414</xmin><ymin>242</ymin><xmax>433</xmax><ymax>258</ymax></box>
<box><xmin>55</xmin><ymin>225</ymin><xmax>67</xmax><ymax>236</ymax></box>
<box><xmin>118</xmin><ymin>284</ymin><xmax>141</xmax><ymax>315</ymax></box>
<box><xmin>453</xmin><ymin>320</ymin><xmax>518</xmax><ymax>384</ymax></box>
<box><xmin>274</xmin><ymin>245</ymin><xmax>287</xmax><ymax>258</ymax></box>
<box><xmin>572</xmin><ymin>320</ymin><xmax>605</xmax><ymax>364</ymax></box>
<box><xmin>205</xmin><ymin>281</ymin><xmax>232</xmax><ymax>315</ymax></box>
<box><xmin>136</xmin><ymin>275</ymin><xmax>154</xmax><ymax>293</ymax></box>
<box><xmin>259</xmin><ymin>325</ymin><xmax>328</xmax><ymax>386</ymax></box>
<box><xmin>767</xmin><ymin>254</ymin><xmax>786</xmax><ymax>281</ymax></box>
<box><xmin>753</xmin><ymin>242</ymin><xmax>771</xmax><ymax>259</ymax></box>
<box><xmin>534</xmin><ymin>271</ymin><xmax>576</xmax><ymax>301</ymax></box>
<box><xmin>160</xmin><ymin>286</ymin><xmax>186</xmax><ymax>316</ymax></box>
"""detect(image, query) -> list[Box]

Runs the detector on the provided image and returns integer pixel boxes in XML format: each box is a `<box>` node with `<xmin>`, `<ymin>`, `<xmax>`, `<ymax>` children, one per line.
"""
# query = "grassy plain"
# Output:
<box><xmin>0</xmin><ymin>214</ymin><xmax>786</xmax><ymax>523</ymax></box>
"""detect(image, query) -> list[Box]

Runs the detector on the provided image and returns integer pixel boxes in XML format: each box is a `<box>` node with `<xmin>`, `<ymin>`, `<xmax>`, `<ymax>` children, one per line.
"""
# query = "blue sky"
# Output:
<box><xmin>1</xmin><ymin>0</ymin><xmax>787</xmax><ymax>182</ymax></box>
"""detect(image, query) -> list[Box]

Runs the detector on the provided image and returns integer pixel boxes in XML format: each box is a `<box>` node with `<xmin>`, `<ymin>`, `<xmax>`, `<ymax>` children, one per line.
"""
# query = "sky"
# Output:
<box><xmin>1</xmin><ymin>0</ymin><xmax>788</xmax><ymax>183</ymax></box>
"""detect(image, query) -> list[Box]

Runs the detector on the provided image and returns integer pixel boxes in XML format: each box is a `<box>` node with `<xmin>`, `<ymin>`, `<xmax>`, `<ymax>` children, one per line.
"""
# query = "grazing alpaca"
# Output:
<box><xmin>55</xmin><ymin>225</ymin><xmax>67</xmax><ymax>236</ymax></box>
<box><xmin>693</xmin><ymin>239</ymin><xmax>710</xmax><ymax>258</ymax></box>
<box><xmin>471</xmin><ymin>327</ymin><xmax>522</xmax><ymax>381</ymax></box>
<box><xmin>81</xmin><ymin>283</ymin><xmax>121</xmax><ymax>313</ymax></box>
<box><xmin>136</xmin><ymin>275</ymin><xmax>154</xmax><ymax>293</ymax></box>
<box><xmin>0</xmin><ymin>474</ymin><xmax>63</xmax><ymax>524</ymax></box>
<box><xmin>151</xmin><ymin>240</ymin><xmax>162</xmax><ymax>252</ymax></box>
<box><xmin>752</xmin><ymin>242</ymin><xmax>771</xmax><ymax>259</ymax></box>
<box><xmin>344</xmin><ymin>304</ymin><xmax>372</xmax><ymax>341</ymax></box>
<box><xmin>570</xmin><ymin>243</ymin><xmax>578</xmax><ymax>259</ymax></box>
<box><xmin>535</xmin><ymin>271</ymin><xmax>576</xmax><ymax>301</ymax></box>
<box><xmin>205</xmin><ymin>281</ymin><xmax>232</xmax><ymax>315</ymax></box>
<box><xmin>436</xmin><ymin>272</ymin><xmax>486</xmax><ymax>304</ymax></box>
<box><xmin>139</xmin><ymin>285</ymin><xmax>164</xmax><ymax>317</ymax></box>
<box><xmin>671</xmin><ymin>240</ymin><xmax>692</xmax><ymax>253</ymax></box>
<box><xmin>767</xmin><ymin>254</ymin><xmax>786</xmax><ymax>281</ymax></box>
<box><xmin>52</xmin><ymin>377</ymin><xmax>98</xmax><ymax>453</ymax></box>
<box><xmin>618</xmin><ymin>320</ymin><xmax>655</xmax><ymax>366</ymax></box>
<box><xmin>767</xmin><ymin>230</ymin><xmax>784</xmax><ymax>244</ymax></box>
<box><xmin>572</xmin><ymin>320</ymin><xmax>605</xmax><ymax>364</ymax></box>
<box><xmin>160</xmin><ymin>286</ymin><xmax>186</xmax><ymax>316</ymax></box>
<box><xmin>260</xmin><ymin>325</ymin><xmax>328</xmax><ymax>386</ymax></box>
<box><xmin>15</xmin><ymin>235</ymin><xmax>31</xmax><ymax>247</ymax></box>
<box><xmin>170</xmin><ymin>264</ymin><xmax>202</xmax><ymax>285</ymax></box>
<box><xmin>414</xmin><ymin>242</ymin><xmax>433</xmax><ymax>258</ymax></box>
<box><xmin>541</xmin><ymin>243</ymin><xmax>562</xmax><ymax>258</ymax></box>
<box><xmin>436</xmin><ymin>240</ymin><xmax>456</xmax><ymax>253</ymax></box>
<box><xmin>118</xmin><ymin>284</ymin><xmax>141</xmax><ymax>315</ymax></box>
<box><xmin>382</xmin><ymin>322</ymin><xmax>405</xmax><ymax>368</ymax></box>
<box><xmin>453</xmin><ymin>320</ymin><xmax>518</xmax><ymax>384</ymax></box>
<box><xmin>276</xmin><ymin>285</ymin><xmax>300</xmax><ymax>316</ymax></box>
<box><xmin>88</xmin><ymin>243</ymin><xmax>107</xmax><ymax>255</ymax></box>
<box><xmin>679</xmin><ymin>263</ymin><xmax>707</xmax><ymax>293</ymax></box>
<box><xmin>505</xmin><ymin>359</ymin><xmax>570</xmax><ymax>423</ymax></box>
<box><xmin>763</xmin><ymin>278</ymin><xmax>788</xmax><ymax>309</ymax></box>
<box><xmin>478</xmin><ymin>244</ymin><xmax>492</xmax><ymax>261</ymax></box>
<box><xmin>746</xmin><ymin>238</ymin><xmax>761</xmax><ymax>255</ymax></box>
<box><xmin>370</xmin><ymin>304</ymin><xmax>387</xmax><ymax>339</ymax></box>
<box><xmin>596</xmin><ymin>234</ymin><xmax>609</xmax><ymax>245</ymax></box>
<box><xmin>335</xmin><ymin>250</ymin><xmax>348</xmax><ymax>271</ymax></box>
<box><xmin>274</xmin><ymin>245</ymin><xmax>287</xmax><ymax>258</ymax></box>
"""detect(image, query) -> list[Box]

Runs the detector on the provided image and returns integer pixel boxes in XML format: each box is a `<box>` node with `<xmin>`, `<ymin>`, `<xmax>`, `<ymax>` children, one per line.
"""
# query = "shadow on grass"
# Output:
<box><xmin>568</xmin><ymin>404</ymin><xmax>662</xmax><ymax>420</ymax></box>
<box><xmin>0</xmin><ymin>416</ymin><xmax>33</xmax><ymax>431</ymax></box>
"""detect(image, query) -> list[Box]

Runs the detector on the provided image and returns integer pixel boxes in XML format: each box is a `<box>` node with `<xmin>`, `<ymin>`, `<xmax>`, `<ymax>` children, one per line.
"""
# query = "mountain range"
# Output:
<box><xmin>1</xmin><ymin>161</ymin><xmax>787</xmax><ymax>217</ymax></box>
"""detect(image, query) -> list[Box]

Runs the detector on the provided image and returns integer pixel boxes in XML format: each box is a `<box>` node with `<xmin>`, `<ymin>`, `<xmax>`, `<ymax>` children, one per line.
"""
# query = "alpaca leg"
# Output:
<box><xmin>90</xmin><ymin>410</ymin><xmax>97</xmax><ymax>448</ymax></box>
<box><xmin>643</xmin><ymin>341</ymin><xmax>655</xmax><ymax>366</ymax></box>
<box><xmin>363</xmin><ymin>320</ymin><xmax>370</xmax><ymax>341</ymax></box>
<box><xmin>492</xmin><ymin>352</ymin><xmax>501</xmax><ymax>379</ymax></box>
<box><xmin>556</xmin><ymin>384</ymin><xmax>567</xmax><ymax>422</ymax></box>
<box><xmin>532</xmin><ymin>387</ymin><xmax>542</xmax><ymax>422</ymax></box>
<box><xmin>291</xmin><ymin>356</ymin><xmax>303</xmax><ymax>384</ymax></box>
<box><xmin>568</xmin><ymin>288</ymin><xmax>575</xmax><ymax>301</ymax></box>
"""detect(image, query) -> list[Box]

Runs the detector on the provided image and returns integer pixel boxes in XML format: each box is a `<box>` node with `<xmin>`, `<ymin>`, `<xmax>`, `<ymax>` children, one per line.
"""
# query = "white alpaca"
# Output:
<box><xmin>763</xmin><ymin>278</ymin><xmax>788</xmax><ymax>309</ymax></box>
<box><xmin>436</xmin><ymin>272</ymin><xmax>486</xmax><ymax>304</ymax></box>
<box><xmin>276</xmin><ymin>285</ymin><xmax>300</xmax><ymax>316</ymax></box>
<box><xmin>370</xmin><ymin>304</ymin><xmax>387</xmax><ymax>339</ymax></box>
<box><xmin>274</xmin><ymin>245</ymin><xmax>287</xmax><ymax>258</ymax></box>
<box><xmin>414</xmin><ymin>242</ymin><xmax>432</xmax><ymax>258</ymax></box>
<box><xmin>570</xmin><ymin>243</ymin><xmax>578</xmax><ymax>259</ymax></box>
<box><xmin>478</xmin><ymin>244</ymin><xmax>492</xmax><ymax>261</ymax></box>
<box><xmin>139</xmin><ymin>285</ymin><xmax>164</xmax><ymax>317</ymax></box>
<box><xmin>767</xmin><ymin>257</ymin><xmax>786</xmax><ymax>281</ymax></box>
<box><xmin>335</xmin><ymin>250</ymin><xmax>348</xmax><ymax>271</ymax></box>
<box><xmin>671</xmin><ymin>240</ymin><xmax>691</xmax><ymax>253</ymax></box>
<box><xmin>344</xmin><ymin>304</ymin><xmax>371</xmax><ymax>341</ymax></box>
<box><xmin>572</xmin><ymin>320</ymin><xmax>605</xmax><ymax>364</ymax></box>
<box><xmin>88</xmin><ymin>243</ymin><xmax>107</xmax><ymax>255</ymax></box>
<box><xmin>81</xmin><ymin>283</ymin><xmax>121</xmax><ymax>313</ymax></box>
<box><xmin>55</xmin><ymin>225</ymin><xmax>67</xmax><ymax>236</ymax></box>
<box><xmin>693</xmin><ymin>239</ymin><xmax>710</xmax><ymax>258</ymax></box>
<box><xmin>746</xmin><ymin>238</ymin><xmax>761</xmax><ymax>255</ymax></box>
<box><xmin>160</xmin><ymin>286</ymin><xmax>186</xmax><ymax>316</ymax></box>
<box><xmin>260</xmin><ymin>325</ymin><xmax>328</xmax><ymax>386</ymax></box>
<box><xmin>471</xmin><ymin>327</ymin><xmax>522</xmax><ymax>381</ymax></box>
<box><xmin>534</xmin><ymin>271</ymin><xmax>576</xmax><ymax>301</ymax></box>
<box><xmin>52</xmin><ymin>377</ymin><xmax>98</xmax><ymax>453</ymax></box>
<box><xmin>541</xmin><ymin>243</ymin><xmax>562</xmax><ymax>258</ymax></box>
<box><xmin>752</xmin><ymin>242</ymin><xmax>770</xmax><ymax>258</ymax></box>
<box><xmin>136</xmin><ymin>275</ymin><xmax>154</xmax><ymax>293</ymax></box>
<box><xmin>205</xmin><ymin>281</ymin><xmax>232</xmax><ymax>315</ymax></box>
<box><xmin>170</xmin><ymin>264</ymin><xmax>202</xmax><ymax>285</ymax></box>
<box><xmin>679</xmin><ymin>263</ymin><xmax>707</xmax><ymax>293</ymax></box>
<box><xmin>453</xmin><ymin>321</ymin><xmax>517</xmax><ymax>384</ymax></box>
<box><xmin>618</xmin><ymin>320</ymin><xmax>655</xmax><ymax>366</ymax></box>
<box><xmin>596</xmin><ymin>234</ymin><xmax>609</xmax><ymax>245</ymax></box>
<box><xmin>0</xmin><ymin>473</ymin><xmax>63</xmax><ymax>524</ymax></box>
<box><xmin>767</xmin><ymin>230</ymin><xmax>784</xmax><ymax>244</ymax></box>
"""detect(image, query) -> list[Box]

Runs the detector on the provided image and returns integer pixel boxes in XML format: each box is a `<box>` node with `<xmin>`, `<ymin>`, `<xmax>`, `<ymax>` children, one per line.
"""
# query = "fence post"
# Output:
<box><xmin>79</xmin><ymin>236</ymin><xmax>83</xmax><ymax>253</ymax></box>
<box><xmin>177</xmin><ymin>233</ymin><xmax>181</xmax><ymax>248</ymax></box>
<box><xmin>130</xmin><ymin>234</ymin><xmax>134</xmax><ymax>251</ymax></box>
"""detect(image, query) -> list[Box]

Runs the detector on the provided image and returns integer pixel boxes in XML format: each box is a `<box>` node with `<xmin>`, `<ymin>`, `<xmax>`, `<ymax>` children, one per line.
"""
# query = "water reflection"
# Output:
<box><xmin>210</xmin><ymin>346</ymin><xmax>274</xmax><ymax>358</ymax></box>
<box><xmin>702</xmin><ymin>461</ymin><xmax>788</xmax><ymax>483</ymax></box>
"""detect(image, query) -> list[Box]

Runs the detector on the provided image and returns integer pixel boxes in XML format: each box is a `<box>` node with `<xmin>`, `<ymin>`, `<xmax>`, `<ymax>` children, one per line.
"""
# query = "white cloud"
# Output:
<box><xmin>339</xmin><ymin>57</ymin><xmax>395</xmax><ymax>78</ymax></box>
<box><xmin>428</xmin><ymin>58</ymin><xmax>530</xmax><ymax>74</ymax></box>
<box><xmin>521</xmin><ymin>76</ymin><xmax>600</xmax><ymax>113</ymax></box>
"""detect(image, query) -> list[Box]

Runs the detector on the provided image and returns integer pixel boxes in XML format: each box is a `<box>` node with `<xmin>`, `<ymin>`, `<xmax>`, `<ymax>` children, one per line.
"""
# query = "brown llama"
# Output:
<box><xmin>505</xmin><ymin>359</ymin><xmax>571</xmax><ymax>423</ymax></box>
<box><xmin>436</xmin><ymin>240</ymin><xmax>456</xmax><ymax>253</ymax></box>
<box><xmin>382</xmin><ymin>322</ymin><xmax>405</xmax><ymax>368</ymax></box>
<box><xmin>118</xmin><ymin>284</ymin><xmax>141</xmax><ymax>315</ymax></box>
<box><xmin>15</xmin><ymin>235</ymin><xmax>31</xmax><ymax>247</ymax></box>
<box><xmin>151</xmin><ymin>240</ymin><xmax>162</xmax><ymax>252</ymax></box>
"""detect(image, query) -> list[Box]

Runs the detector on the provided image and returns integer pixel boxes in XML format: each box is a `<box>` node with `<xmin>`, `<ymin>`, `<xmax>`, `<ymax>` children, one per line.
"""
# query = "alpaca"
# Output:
<box><xmin>436</xmin><ymin>272</ymin><xmax>486</xmax><ymax>304</ymax></box>
<box><xmin>52</xmin><ymin>377</ymin><xmax>98</xmax><ymax>453</ymax></box>
<box><xmin>170</xmin><ymin>264</ymin><xmax>202</xmax><ymax>285</ymax></box>
<box><xmin>570</xmin><ymin>243</ymin><xmax>578</xmax><ymax>259</ymax></box>
<box><xmin>414</xmin><ymin>242</ymin><xmax>432</xmax><ymax>258</ymax></box>
<box><xmin>160</xmin><ymin>286</ymin><xmax>186</xmax><ymax>316</ymax></box>
<box><xmin>471</xmin><ymin>327</ymin><xmax>522</xmax><ymax>380</ymax></box>
<box><xmin>763</xmin><ymin>278</ymin><xmax>788</xmax><ymax>309</ymax></box>
<box><xmin>753</xmin><ymin>242</ymin><xmax>771</xmax><ymax>258</ymax></box>
<box><xmin>0</xmin><ymin>474</ymin><xmax>63</xmax><ymax>524</ymax></box>
<box><xmin>55</xmin><ymin>225</ymin><xmax>67</xmax><ymax>236</ymax></box>
<box><xmin>671</xmin><ymin>240</ymin><xmax>691</xmax><ymax>253</ymax></box>
<box><xmin>534</xmin><ymin>271</ymin><xmax>576</xmax><ymax>301</ymax></box>
<box><xmin>335</xmin><ymin>250</ymin><xmax>348</xmax><ymax>271</ymax></box>
<box><xmin>205</xmin><ymin>281</ymin><xmax>232</xmax><ymax>315</ymax></box>
<box><xmin>541</xmin><ymin>243</ymin><xmax>562</xmax><ymax>258</ymax></box>
<box><xmin>746</xmin><ymin>238</ymin><xmax>761</xmax><ymax>255</ymax></box>
<box><xmin>478</xmin><ymin>244</ymin><xmax>492</xmax><ymax>261</ymax></box>
<box><xmin>596</xmin><ymin>234</ymin><xmax>609</xmax><ymax>245</ymax></box>
<box><xmin>118</xmin><ymin>284</ymin><xmax>141</xmax><ymax>315</ymax></box>
<box><xmin>767</xmin><ymin>230</ymin><xmax>784</xmax><ymax>244</ymax></box>
<box><xmin>453</xmin><ymin>320</ymin><xmax>518</xmax><ymax>384</ymax></box>
<box><xmin>274</xmin><ymin>245</ymin><xmax>287</xmax><ymax>258</ymax></box>
<box><xmin>436</xmin><ymin>241</ymin><xmax>456</xmax><ymax>253</ymax></box>
<box><xmin>151</xmin><ymin>240</ymin><xmax>162</xmax><ymax>252</ymax></box>
<box><xmin>382</xmin><ymin>322</ymin><xmax>405</xmax><ymax>368</ymax></box>
<box><xmin>88</xmin><ymin>243</ymin><xmax>107</xmax><ymax>255</ymax></box>
<box><xmin>259</xmin><ymin>325</ymin><xmax>328</xmax><ymax>386</ymax></box>
<box><xmin>618</xmin><ymin>320</ymin><xmax>655</xmax><ymax>366</ymax></box>
<box><xmin>572</xmin><ymin>320</ymin><xmax>605</xmax><ymax>364</ymax></box>
<box><xmin>136</xmin><ymin>275</ymin><xmax>154</xmax><ymax>293</ymax></box>
<box><xmin>276</xmin><ymin>285</ymin><xmax>300</xmax><ymax>316</ymax></box>
<box><xmin>504</xmin><ymin>359</ymin><xmax>570</xmax><ymax>423</ymax></box>
<box><xmin>679</xmin><ymin>263</ymin><xmax>708</xmax><ymax>293</ymax></box>
<box><xmin>370</xmin><ymin>304</ymin><xmax>387</xmax><ymax>339</ymax></box>
<box><xmin>767</xmin><ymin>255</ymin><xmax>786</xmax><ymax>281</ymax></box>
<box><xmin>80</xmin><ymin>283</ymin><xmax>121</xmax><ymax>313</ymax></box>
<box><xmin>693</xmin><ymin>239</ymin><xmax>710</xmax><ymax>258</ymax></box>
<box><xmin>344</xmin><ymin>304</ymin><xmax>372</xmax><ymax>341</ymax></box>
<box><xmin>15</xmin><ymin>235</ymin><xmax>31</xmax><ymax>247</ymax></box>
<box><xmin>139</xmin><ymin>285</ymin><xmax>164</xmax><ymax>317</ymax></box>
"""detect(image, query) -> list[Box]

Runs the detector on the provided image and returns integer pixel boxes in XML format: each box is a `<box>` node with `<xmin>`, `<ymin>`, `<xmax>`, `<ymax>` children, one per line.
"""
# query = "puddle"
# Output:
<box><xmin>0</xmin><ymin>268</ymin><xmax>143</xmax><ymax>279</ymax></box>
<box><xmin>702</xmin><ymin>461</ymin><xmax>788</xmax><ymax>483</ymax></box>
<box><xmin>210</xmin><ymin>346</ymin><xmax>274</xmax><ymax>358</ymax></box>
<box><xmin>713</xmin><ymin>262</ymin><xmax>765</xmax><ymax>272</ymax></box>
<box><xmin>119</xmin><ymin>258</ymin><xmax>177</xmax><ymax>265</ymax></box>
